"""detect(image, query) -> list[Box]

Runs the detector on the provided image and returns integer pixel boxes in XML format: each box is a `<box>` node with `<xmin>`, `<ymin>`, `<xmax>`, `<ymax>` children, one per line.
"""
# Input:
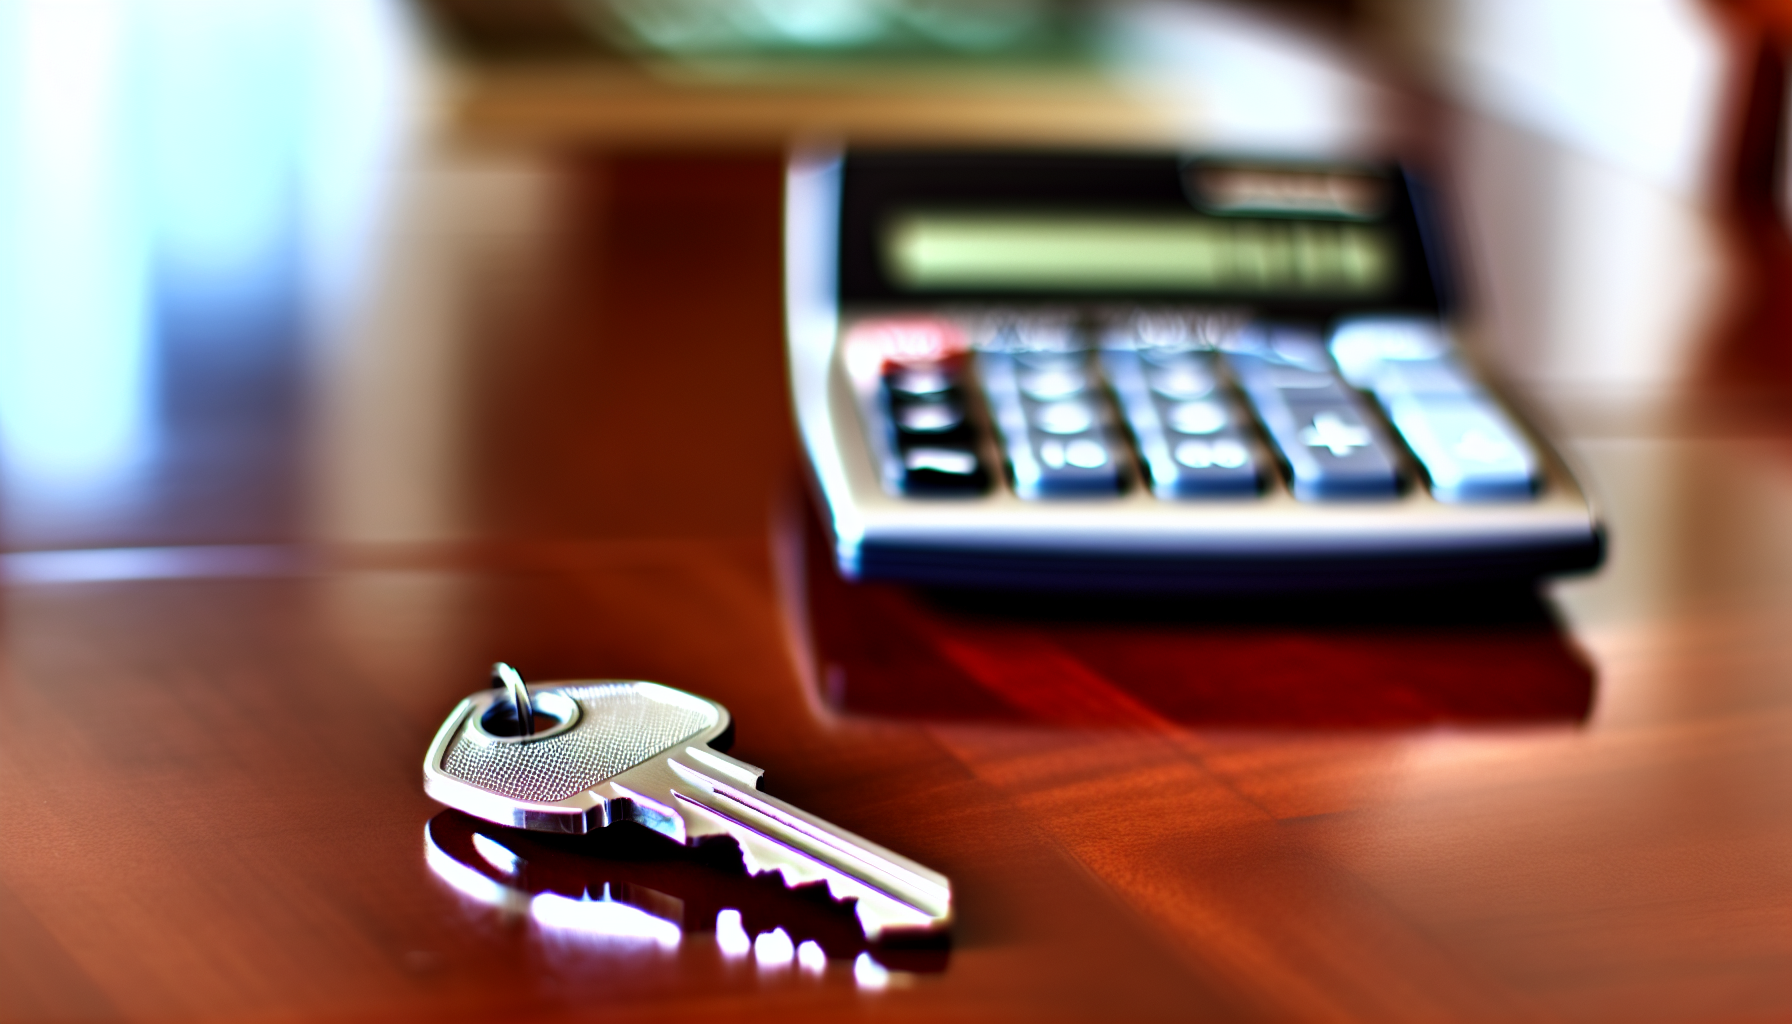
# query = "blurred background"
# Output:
<box><xmin>9</xmin><ymin>8</ymin><xmax>1792</xmax><ymax>1016</ymax></box>
<box><xmin>0</xmin><ymin>0</ymin><xmax>1786</xmax><ymax>625</ymax></box>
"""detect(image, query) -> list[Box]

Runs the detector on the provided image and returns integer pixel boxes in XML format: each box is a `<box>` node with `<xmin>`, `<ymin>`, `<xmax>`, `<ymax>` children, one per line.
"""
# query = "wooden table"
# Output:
<box><xmin>3</xmin><ymin>140</ymin><xmax>1791</xmax><ymax>1022</ymax></box>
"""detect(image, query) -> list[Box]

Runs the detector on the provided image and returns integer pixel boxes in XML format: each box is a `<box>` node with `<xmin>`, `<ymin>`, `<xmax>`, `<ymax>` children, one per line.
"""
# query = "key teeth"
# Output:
<box><xmin>689</xmin><ymin>820</ymin><xmax>948</xmax><ymax>939</ymax></box>
<box><xmin>741</xmin><ymin>851</ymin><xmax>918</xmax><ymax>940</ymax></box>
<box><xmin>739</xmin><ymin>846</ymin><xmax>945</xmax><ymax>939</ymax></box>
<box><xmin>737</xmin><ymin>842</ymin><xmax>826</xmax><ymax>891</ymax></box>
<box><xmin>697</xmin><ymin>826</ymin><xmax>872</xmax><ymax>920</ymax></box>
<box><xmin>674</xmin><ymin>788</ymin><xmax>951</xmax><ymax>939</ymax></box>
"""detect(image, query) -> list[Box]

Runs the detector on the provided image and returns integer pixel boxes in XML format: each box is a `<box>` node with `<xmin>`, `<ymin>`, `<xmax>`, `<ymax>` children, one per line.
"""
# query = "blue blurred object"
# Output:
<box><xmin>0</xmin><ymin>0</ymin><xmax>416</xmax><ymax>546</ymax></box>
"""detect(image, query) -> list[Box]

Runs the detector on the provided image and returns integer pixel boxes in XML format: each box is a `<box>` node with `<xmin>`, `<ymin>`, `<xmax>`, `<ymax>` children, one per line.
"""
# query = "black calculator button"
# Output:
<box><xmin>878</xmin><ymin>358</ymin><xmax>990</xmax><ymax>497</ymax></box>
<box><xmin>898</xmin><ymin>447</ymin><xmax>991</xmax><ymax>495</ymax></box>
<box><xmin>888</xmin><ymin>365</ymin><xmax>954</xmax><ymax>396</ymax></box>
<box><xmin>904</xmin><ymin>446</ymin><xmax>982</xmax><ymax>476</ymax></box>
<box><xmin>893</xmin><ymin>398</ymin><xmax>964</xmax><ymax>433</ymax></box>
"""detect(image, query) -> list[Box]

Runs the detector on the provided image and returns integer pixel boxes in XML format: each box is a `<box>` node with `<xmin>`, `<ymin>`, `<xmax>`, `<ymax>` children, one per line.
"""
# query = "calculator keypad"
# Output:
<box><xmin>862</xmin><ymin>313</ymin><xmax>1541</xmax><ymax>505</ymax></box>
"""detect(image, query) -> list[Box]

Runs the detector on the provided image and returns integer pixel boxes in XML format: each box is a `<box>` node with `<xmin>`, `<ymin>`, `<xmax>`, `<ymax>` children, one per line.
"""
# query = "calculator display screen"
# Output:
<box><xmin>837</xmin><ymin>151</ymin><xmax>1447</xmax><ymax>313</ymax></box>
<box><xmin>882</xmin><ymin>211</ymin><xmax>1397</xmax><ymax>296</ymax></box>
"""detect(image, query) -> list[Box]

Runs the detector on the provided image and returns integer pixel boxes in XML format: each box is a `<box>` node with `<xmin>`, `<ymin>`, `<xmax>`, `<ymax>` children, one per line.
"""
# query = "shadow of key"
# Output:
<box><xmin>425</xmin><ymin>811</ymin><xmax>949</xmax><ymax>974</ymax></box>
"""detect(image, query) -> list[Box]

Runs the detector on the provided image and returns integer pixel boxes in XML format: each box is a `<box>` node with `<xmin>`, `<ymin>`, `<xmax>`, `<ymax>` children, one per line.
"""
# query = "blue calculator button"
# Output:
<box><xmin>1300</xmin><ymin>409</ymin><xmax>1373</xmax><ymax>456</ymax></box>
<box><xmin>1327</xmin><ymin>316</ymin><xmax>1542</xmax><ymax>503</ymax></box>
<box><xmin>1173</xmin><ymin>437</ymin><xmax>1249</xmax><ymax>469</ymax></box>
<box><xmin>1147</xmin><ymin>362</ymin><xmax>1217</xmax><ymax>400</ymax></box>
<box><xmin>1032</xmin><ymin>400</ymin><xmax>1097</xmax><ymax>434</ymax></box>
<box><xmin>1372</xmin><ymin>358</ymin><xmax>1477</xmax><ymax>396</ymax></box>
<box><xmin>1277</xmin><ymin>399</ymin><xmax>1402</xmax><ymax>499</ymax></box>
<box><xmin>1165</xmin><ymin>399</ymin><xmax>1227</xmax><ymax>435</ymax></box>
<box><xmin>1039</xmin><ymin>437</ymin><xmax>1110</xmax><ymax>469</ymax></box>
<box><xmin>1228</xmin><ymin>345</ymin><xmax>1402</xmax><ymax>501</ymax></box>
<box><xmin>1100</xmin><ymin>348</ymin><xmax>1260</xmax><ymax>499</ymax></box>
<box><xmin>1383</xmin><ymin>394</ymin><xmax>1539</xmax><ymax>502</ymax></box>
<box><xmin>1018</xmin><ymin>366</ymin><xmax>1089</xmax><ymax>400</ymax></box>
<box><xmin>980</xmin><ymin>350</ymin><xmax>1125</xmax><ymax>498</ymax></box>
<box><xmin>1328</xmin><ymin>315</ymin><xmax>1449</xmax><ymax>387</ymax></box>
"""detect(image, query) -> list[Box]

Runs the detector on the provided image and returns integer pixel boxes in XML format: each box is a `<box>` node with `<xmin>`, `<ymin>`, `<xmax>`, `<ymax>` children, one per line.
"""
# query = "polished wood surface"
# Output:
<box><xmin>5</xmin><ymin>130</ymin><xmax>1792</xmax><ymax>1022</ymax></box>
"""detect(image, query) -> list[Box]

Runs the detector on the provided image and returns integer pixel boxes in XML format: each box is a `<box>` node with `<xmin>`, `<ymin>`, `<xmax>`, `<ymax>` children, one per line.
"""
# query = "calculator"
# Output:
<box><xmin>785</xmin><ymin>149</ymin><xmax>1603</xmax><ymax>591</ymax></box>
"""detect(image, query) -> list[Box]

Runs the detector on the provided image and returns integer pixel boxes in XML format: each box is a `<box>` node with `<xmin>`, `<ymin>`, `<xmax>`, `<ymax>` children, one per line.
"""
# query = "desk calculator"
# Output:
<box><xmin>785</xmin><ymin>149</ymin><xmax>1603</xmax><ymax>591</ymax></box>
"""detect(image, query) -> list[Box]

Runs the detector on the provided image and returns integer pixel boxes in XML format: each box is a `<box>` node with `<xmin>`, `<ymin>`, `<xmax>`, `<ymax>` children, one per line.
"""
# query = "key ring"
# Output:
<box><xmin>492</xmin><ymin>662</ymin><xmax>534</xmax><ymax>736</ymax></box>
<box><xmin>472</xmin><ymin>663</ymin><xmax>580</xmax><ymax>745</ymax></box>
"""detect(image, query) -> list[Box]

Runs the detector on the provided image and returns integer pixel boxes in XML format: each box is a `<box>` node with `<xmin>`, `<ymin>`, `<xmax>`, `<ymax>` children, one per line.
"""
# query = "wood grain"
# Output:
<box><xmin>1</xmin><ymin>145</ymin><xmax>1790</xmax><ymax>1022</ymax></box>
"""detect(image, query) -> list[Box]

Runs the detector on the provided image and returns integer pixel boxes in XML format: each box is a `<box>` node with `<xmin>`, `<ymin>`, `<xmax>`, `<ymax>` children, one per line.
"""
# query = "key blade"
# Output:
<box><xmin>661</xmin><ymin>748</ymin><xmax>953</xmax><ymax>940</ymax></box>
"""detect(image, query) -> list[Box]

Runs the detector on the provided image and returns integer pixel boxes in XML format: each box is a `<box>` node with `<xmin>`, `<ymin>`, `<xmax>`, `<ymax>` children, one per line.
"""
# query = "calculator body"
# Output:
<box><xmin>785</xmin><ymin>149</ymin><xmax>1603</xmax><ymax>591</ymax></box>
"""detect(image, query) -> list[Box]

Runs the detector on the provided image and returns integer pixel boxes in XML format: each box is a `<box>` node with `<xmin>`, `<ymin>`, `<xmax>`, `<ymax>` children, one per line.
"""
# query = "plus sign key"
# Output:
<box><xmin>1226</xmin><ymin>328</ymin><xmax>1401</xmax><ymax>500</ymax></box>
<box><xmin>1301</xmin><ymin>411</ymin><xmax>1371</xmax><ymax>456</ymax></box>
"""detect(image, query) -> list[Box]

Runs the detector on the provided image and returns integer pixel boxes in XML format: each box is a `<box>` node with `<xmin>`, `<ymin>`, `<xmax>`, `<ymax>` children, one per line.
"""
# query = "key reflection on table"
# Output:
<box><xmin>423</xmin><ymin>811</ymin><xmax>945</xmax><ymax>988</ymax></box>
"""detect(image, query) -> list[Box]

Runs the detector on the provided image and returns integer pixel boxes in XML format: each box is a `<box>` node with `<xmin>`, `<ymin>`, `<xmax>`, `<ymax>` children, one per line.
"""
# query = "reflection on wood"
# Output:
<box><xmin>801</xmin><ymin>509</ymin><xmax>1594</xmax><ymax>727</ymax></box>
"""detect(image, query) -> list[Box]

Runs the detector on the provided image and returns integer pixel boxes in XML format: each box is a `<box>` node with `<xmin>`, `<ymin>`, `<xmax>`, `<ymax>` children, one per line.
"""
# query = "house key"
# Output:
<box><xmin>422</xmin><ymin>665</ymin><xmax>952</xmax><ymax>940</ymax></box>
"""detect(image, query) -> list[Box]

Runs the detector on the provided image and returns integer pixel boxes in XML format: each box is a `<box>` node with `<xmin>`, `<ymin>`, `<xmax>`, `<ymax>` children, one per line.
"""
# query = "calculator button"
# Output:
<box><xmin>879</xmin><ymin>361</ymin><xmax>990</xmax><ymax>496</ymax></box>
<box><xmin>1328</xmin><ymin>315</ymin><xmax>1448</xmax><ymax>387</ymax></box>
<box><xmin>1381</xmin><ymin>395</ymin><xmax>1538</xmax><ymax>502</ymax></box>
<box><xmin>891</xmin><ymin>437</ymin><xmax>990</xmax><ymax>495</ymax></box>
<box><xmin>1174</xmin><ymin>438</ymin><xmax>1248</xmax><ymax>469</ymax></box>
<box><xmin>1328</xmin><ymin>316</ymin><xmax>1542</xmax><ymax>502</ymax></box>
<box><xmin>1300</xmin><ymin>410</ymin><xmax>1372</xmax><ymax>455</ymax></box>
<box><xmin>1227</xmin><ymin>339</ymin><xmax>1401</xmax><ymax>501</ymax></box>
<box><xmin>888</xmin><ymin>366</ymin><xmax>954</xmax><ymax>396</ymax></box>
<box><xmin>979</xmin><ymin>351</ymin><xmax>1125</xmax><ymax>498</ymax></box>
<box><xmin>904</xmin><ymin>447</ymin><xmax>982</xmax><ymax>477</ymax></box>
<box><xmin>893</xmin><ymin>398</ymin><xmax>964</xmax><ymax>433</ymax></box>
<box><xmin>1165</xmin><ymin>400</ymin><xmax>1227</xmax><ymax>435</ymax></box>
<box><xmin>1372</xmin><ymin>358</ymin><xmax>1476</xmax><ymax>396</ymax></box>
<box><xmin>1033</xmin><ymin>401</ymin><xmax>1096</xmax><ymax>434</ymax></box>
<box><xmin>1019</xmin><ymin>367</ymin><xmax>1089</xmax><ymax>400</ymax></box>
<box><xmin>1100</xmin><ymin>348</ymin><xmax>1260</xmax><ymax>498</ymax></box>
<box><xmin>1040</xmin><ymin>438</ymin><xmax>1109</xmax><ymax>469</ymax></box>
<box><xmin>1274</xmin><ymin>398</ymin><xmax>1401</xmax><ymax>499</ymax></box>
<box><xmin>1147</xmin><ymin>363</ymin><xmax>1217</xmax><ymax>400</ymax></box>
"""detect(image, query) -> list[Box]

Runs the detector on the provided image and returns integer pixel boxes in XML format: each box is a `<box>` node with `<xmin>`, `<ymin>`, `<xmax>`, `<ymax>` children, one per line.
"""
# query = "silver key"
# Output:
<box><xmin>422</xmin><ymin>675</ymin><xmax>953</xmax><ymax>941</ymax></box>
